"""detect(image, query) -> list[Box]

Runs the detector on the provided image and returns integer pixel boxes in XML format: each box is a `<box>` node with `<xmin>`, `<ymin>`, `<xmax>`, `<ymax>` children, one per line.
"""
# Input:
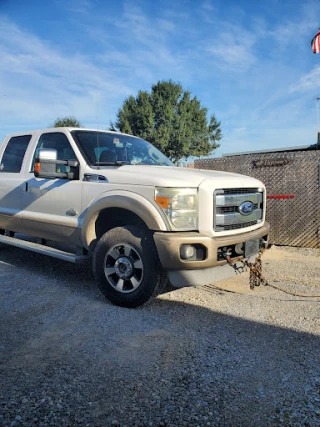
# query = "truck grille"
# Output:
<box><xmin>214</xmin><ymin>188</ymin><xmax>264</xmax><ymax>232</ymax></box>
<box><xmin>223</xmin><ymin>188</ymin><xmax>259</xmax><ymax>195</ymax></box>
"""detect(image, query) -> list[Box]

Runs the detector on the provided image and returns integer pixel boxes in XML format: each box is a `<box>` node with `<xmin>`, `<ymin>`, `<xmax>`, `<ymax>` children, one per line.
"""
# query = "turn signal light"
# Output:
<box><xmin>155</xmin><ymin>196</ymin><xmax>169</xmax><ymax>209</ymax></box>
<box><xmin>34</xmin><ymin>162</ymin><xmax>40</xmax><ymax>173</ymax></box>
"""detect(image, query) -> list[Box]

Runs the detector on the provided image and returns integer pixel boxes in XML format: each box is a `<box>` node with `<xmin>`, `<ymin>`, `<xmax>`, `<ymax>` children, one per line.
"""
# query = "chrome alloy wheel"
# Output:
<box><xmin>104</xmin><ymin>243</ymin><xmax>144</xmax><ymax>293</ymax></box>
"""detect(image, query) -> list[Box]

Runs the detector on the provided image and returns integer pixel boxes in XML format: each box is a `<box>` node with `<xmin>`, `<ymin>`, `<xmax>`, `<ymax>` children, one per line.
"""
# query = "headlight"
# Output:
<box><xmin>155</xmin><ymin>187</ymin><xmax>198</xmax><ymax>230</ymax></box>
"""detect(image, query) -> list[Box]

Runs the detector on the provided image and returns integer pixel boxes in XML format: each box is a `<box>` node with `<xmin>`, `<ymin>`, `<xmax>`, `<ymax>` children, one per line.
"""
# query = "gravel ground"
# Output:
<box><xmin>0</xmin><ymin>244</ymin><xmax>320</xmax><ymax>427</ymax></box>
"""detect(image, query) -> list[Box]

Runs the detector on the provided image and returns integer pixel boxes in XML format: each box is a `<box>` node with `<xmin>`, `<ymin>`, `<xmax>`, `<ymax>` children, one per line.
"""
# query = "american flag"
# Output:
<box><xmin>311</xmin><ymin>28</ymin><xmax>320</xmax><ymax>54</ymax></box>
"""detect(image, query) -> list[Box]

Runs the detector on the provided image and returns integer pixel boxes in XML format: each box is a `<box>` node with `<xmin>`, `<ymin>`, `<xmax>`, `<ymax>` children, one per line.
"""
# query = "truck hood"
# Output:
<box><xmin>85</xmin><ymin>165</ymin><xmax>264</xmax><ymax>188</ymax></box>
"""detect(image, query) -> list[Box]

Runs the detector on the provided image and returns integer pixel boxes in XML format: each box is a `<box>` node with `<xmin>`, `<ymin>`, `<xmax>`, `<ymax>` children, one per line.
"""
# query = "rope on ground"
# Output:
<box><xmin>262</xmin><ymin>281</ymin><xmax>320</xmax><ymax>298</ymax></box>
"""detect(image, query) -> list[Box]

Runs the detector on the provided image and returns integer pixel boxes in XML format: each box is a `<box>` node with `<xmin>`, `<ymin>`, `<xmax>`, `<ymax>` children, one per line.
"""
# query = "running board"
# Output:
<box><xmin>0</xmin><ymin>234</ymin><xmax>90</xmax><ymax>263</ymax></box>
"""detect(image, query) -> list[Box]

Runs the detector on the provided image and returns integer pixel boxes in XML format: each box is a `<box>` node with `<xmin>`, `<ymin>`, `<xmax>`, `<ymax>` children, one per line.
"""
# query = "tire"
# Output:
<box><xmin>93</xmin><ymin>225</ymin><xmax>166</xmax><ymax>308</ymax></box>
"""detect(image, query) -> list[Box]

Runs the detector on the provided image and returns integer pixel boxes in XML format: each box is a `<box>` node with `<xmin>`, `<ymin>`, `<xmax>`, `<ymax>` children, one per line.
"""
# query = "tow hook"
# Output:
<box><xmin>222</xmin><ymin>248</ymin><xmax>233</xmax><ymax>258</ymax></box>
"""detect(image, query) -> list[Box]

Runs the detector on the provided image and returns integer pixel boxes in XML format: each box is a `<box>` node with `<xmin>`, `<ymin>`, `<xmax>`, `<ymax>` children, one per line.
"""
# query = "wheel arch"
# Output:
<box><xmin>81</xmin><ymin>192</ymin><xmax>169</xmax><ymax>251</ymax></box>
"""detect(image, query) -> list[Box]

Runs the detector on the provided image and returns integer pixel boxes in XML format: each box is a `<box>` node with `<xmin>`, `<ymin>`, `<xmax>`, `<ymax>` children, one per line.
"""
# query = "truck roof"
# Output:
<box><xmin>3</xmin><ymin>128</ymin><xmax>141</xmax><ymax>139</ymax></box>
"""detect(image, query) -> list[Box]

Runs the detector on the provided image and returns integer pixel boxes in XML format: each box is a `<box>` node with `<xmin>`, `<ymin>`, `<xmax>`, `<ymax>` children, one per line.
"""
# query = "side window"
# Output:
<box><xmin>0</xmin><ymin>135</ymin><xmax>32</xmax><ymax>173</ymax></box>
<box><xmin>32</xmin><ymin>132</ymin><xmax>77</xmax><ymax>172</ymax></box>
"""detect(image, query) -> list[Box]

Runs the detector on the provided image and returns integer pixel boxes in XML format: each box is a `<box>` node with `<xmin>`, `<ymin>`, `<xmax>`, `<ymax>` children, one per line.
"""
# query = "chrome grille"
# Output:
<box><xmin>223</xmin><ymin>188</ymin><xmax>258</xmax><ymax>195</ymax></box>
<box><xmin>217</xmin><ymin>204</ymin><xmax>259</xmax><ymax>214</ymax></box>
<box><xmin>214</xmin><ymin>188</ymin><xmax>264</xmax><ymax>232</ymax></box>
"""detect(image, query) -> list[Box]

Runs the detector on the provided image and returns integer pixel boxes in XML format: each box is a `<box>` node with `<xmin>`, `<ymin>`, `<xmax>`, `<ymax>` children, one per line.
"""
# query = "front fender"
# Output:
<box><xmin>80</xmin><ymin>190</ymin><xmax>169</xmax><ymax>249</ymax></box>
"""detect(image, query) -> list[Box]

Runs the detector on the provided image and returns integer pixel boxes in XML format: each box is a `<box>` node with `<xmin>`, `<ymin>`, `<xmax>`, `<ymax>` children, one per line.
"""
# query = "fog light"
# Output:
<box><xmin>180</xmin><ymin>244</ymin><xmax>196</xmax><ymax>260</ymax></box>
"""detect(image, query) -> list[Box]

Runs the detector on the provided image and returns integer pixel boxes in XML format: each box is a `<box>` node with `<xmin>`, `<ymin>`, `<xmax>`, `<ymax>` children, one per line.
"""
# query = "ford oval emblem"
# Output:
<box><xmin>239</xmin><ymin>201</ymin><xmax>254</xmax><ymax>216</ymax></box>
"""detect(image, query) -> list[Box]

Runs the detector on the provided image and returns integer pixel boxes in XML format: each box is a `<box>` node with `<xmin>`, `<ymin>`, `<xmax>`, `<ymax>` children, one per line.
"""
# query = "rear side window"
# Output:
<box><xmin>0</xmin><ymin>135</ymin><xmax>32</xmax><ymax>173</ymax></box>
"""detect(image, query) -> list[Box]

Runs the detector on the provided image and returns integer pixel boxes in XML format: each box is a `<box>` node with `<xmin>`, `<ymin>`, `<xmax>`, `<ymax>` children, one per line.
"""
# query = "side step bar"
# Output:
<box><xmin>0</xmin><ymin>234</ymin><xmax>90</xmax><ymax>263</ymax></box>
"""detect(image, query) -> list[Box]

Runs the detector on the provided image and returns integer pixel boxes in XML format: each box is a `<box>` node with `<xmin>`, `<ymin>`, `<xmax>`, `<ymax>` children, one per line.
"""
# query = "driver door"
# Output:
<box><xmin>21</xmin><ymin>131</ymin><xmax>83</xmax><ymax>244</ymax></box>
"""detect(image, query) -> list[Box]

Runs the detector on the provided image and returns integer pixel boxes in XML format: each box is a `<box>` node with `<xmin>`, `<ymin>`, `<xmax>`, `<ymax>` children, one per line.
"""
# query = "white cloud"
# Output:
<box><xmin>206</xmin><ymin>26</ymin><xmax>257</xmax><ymax>72</ymax></box>
<box><xmin>234</xmin><ymin>127</ymin><xmax>247</xmax><ymax>133</ymax></box>
<box><xmin>289</xmin><ymin>66</ymin><xmax>320</xmax><ymax>93</ymax></box>
<box><xmin>1</xmin><ymin>0</ymin><xmax>319</xmax><ymax>155</ymax></box>
<box><xmin>269</xmin><ymin>3</ymin><xmax>320</xmax><ymax>46</ymax></box>
<box><xmin>157</xmin><ymin>19</ymin><xmax>176</xmax><ymax>33</ymax></box>
<box><xmin>81</xmin><ymin>4</ymin><xmax>193</xmax><ymax>86</ymax></box>
<box><xmin>0</xmin><ymin>16</ymin><xmax>133</xmax><ymax>133</ymax></box>
<box><xmin>0</xmin><ymin>8</ymin><xmax>196</xmax><ymax>137</ymax></box>
<box><xmin>201</xmin><ymin>0</ymin><xmax>215</xmax><ymax>11</ymax></box>
<box><xmin>215</xmin><ymin>125</ymin><xmax>317</xmax><ymax>157</ymax></box>
<box><xmin>57</xmin><ymin>0</ymin><xmax>93</xmax><ymax>14</ymax></box>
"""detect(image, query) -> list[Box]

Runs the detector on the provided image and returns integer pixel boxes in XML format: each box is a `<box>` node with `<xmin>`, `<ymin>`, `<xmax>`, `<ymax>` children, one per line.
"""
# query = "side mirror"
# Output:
<box><xmin>34</xmin><ymin>148</ymin><xmax>79</xmax><ymax>180</ymax></box>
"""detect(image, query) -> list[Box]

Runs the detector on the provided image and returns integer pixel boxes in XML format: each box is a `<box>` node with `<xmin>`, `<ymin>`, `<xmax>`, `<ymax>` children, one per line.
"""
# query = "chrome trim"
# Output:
<box><xmin>213</xmin><ymin>188</ymin><xmax>264</xmax><ymax>232</ymax></box>
<box><xmin>216</xmin><ymin>209</ymin><xmax>262</xmax><ymax>226</ymax></box>
<box><xmin>215</xmin><ymin>193</ymin><xmax>262</xmax><ymax>206</ymax></box>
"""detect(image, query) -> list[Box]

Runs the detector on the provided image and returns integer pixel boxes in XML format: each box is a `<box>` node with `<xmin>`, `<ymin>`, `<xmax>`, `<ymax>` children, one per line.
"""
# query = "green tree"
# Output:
<box><xmin>52</xmin><ymin>116</ymin><xmax>82</xmax><ymax>127</ymax></box>
<box><xmin>111</xmin><ymin>80</ymin><xmax>221</xmax><ymax>161</ymax></box>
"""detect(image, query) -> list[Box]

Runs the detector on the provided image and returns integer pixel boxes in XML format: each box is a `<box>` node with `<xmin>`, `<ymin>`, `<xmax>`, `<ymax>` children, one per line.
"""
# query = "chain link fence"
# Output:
<box><xmin>195</xmin><ymin>147</ymin><xmax>320</xmax><ymax>248</ymax></box>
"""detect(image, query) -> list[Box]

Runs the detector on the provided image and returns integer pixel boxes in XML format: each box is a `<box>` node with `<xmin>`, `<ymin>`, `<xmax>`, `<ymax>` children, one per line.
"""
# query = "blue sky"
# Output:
<box><xmin>0</xmin><ymin>0</ymin><xmax>320</xmax><ymax>157</ymax></box>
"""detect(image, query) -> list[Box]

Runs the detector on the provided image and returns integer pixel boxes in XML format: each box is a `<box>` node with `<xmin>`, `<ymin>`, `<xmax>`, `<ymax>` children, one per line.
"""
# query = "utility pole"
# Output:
<box><xmin>316</xmin><ymin>98</ymin><xmax>320</xmax><ymax>146</ymax></box>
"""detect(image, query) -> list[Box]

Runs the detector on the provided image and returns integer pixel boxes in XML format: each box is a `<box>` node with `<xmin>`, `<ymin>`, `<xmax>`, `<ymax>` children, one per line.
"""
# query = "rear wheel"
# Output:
<box><xmin>93</xmin><ymin>225</ymin><xmax>166</xmax><ymax>307</ymax></box>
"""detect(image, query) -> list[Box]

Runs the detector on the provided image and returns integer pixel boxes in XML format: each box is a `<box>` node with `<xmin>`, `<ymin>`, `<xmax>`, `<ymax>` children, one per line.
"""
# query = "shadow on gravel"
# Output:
<box><xmin>1</xmin><ymin>246</ymin><xmax>320</xmax><ymax>427</ymax></box>
<box><xmin>0</xmin><ymin>244</ymin><xmax>98</xmax><ymax>296</ymax></box>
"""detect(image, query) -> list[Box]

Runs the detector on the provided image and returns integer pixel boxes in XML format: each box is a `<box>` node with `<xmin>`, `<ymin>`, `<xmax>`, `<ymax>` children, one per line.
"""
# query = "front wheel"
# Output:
<box><xmin>93</xmin><ymin>226</ymin><xmax>166</xmax><ymax>308</ymax></box>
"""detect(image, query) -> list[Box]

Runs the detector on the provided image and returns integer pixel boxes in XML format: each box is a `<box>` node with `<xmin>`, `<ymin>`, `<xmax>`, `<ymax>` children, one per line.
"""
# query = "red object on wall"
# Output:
<box><xmin>267</xmin><ymin>194</ymin><xmax>295</xmax><ymax>199</ymax></box>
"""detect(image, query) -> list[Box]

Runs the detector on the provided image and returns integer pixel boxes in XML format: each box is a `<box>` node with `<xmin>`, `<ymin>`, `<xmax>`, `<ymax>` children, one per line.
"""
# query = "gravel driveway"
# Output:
<box><xmin>1</xmin><ymin>245</ymin><xmax>320</xmax><ymax>427</ymax></box>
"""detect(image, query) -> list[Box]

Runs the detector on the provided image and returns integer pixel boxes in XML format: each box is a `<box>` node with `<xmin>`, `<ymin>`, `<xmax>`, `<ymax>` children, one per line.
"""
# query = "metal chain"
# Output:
<box><xmin>227</xmin><ymin>248</ymin><xmax>320</xmax><ymax>298</ymax></box>
<box><xmin>243</xmin><ymin>250</ymin><xmax>266</xmax><ymax>290</ymax></box>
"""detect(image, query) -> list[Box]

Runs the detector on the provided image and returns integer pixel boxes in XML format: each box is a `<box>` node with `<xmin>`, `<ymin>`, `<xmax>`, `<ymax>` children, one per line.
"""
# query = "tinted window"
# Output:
<box><xmin>0</xmin><ymin>135</ymin><xmax>32</xmax><ymax>173</ymax></box>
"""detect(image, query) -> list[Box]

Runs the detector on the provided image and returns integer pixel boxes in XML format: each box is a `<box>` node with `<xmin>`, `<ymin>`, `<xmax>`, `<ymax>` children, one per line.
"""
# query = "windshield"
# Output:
<box><xmin>71</xmin><ymin>130</ymin><xmax>174</xmax><ymax>167</ymax></box>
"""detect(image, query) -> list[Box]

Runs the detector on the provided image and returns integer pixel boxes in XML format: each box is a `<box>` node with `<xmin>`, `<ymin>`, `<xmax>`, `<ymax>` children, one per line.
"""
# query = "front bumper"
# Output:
<box><xmin>153</xmin><ymin>222</ymin><xmax>270</xmax><ymax>287</ymax></box>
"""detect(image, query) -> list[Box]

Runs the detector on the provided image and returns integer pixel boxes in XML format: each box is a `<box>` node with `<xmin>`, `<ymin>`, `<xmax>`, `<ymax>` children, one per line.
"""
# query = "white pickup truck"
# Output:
<box><xmin>0</xmin><ymin>128</ymin><xmax>269</xmax><ymax>307</ymax></box>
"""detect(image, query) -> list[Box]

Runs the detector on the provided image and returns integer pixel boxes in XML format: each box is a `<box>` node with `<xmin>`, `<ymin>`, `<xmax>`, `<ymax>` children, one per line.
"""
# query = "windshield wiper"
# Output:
<box><xmin>134</xmin><ymin>162</ymin><xmax>168</xmax><ymax>166</ymax></box>
<box><xmin>95</xmin><ymin>161</ymin><xmax>129</xmax><ymax>166</ymax></box>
